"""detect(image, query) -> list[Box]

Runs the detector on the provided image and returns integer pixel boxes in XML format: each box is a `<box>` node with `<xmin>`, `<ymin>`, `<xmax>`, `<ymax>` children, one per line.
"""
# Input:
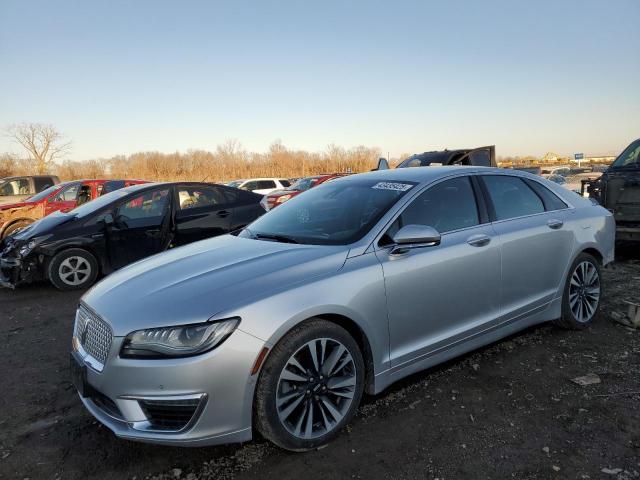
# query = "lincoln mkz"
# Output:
<box><xmin>70</xmin><ymin>167</ymin><xmax>615</xmax><ymax>451</ymax></box>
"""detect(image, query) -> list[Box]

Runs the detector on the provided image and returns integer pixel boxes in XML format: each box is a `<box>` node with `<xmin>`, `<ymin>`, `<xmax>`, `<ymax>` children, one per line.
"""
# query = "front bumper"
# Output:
<box><xmin>0</xmin><ymin>253</ymin><xmax>42</xmax><ymax>288</ymax></box>
<box><xmin>73</xmin><ymin>328</ymin><xmax>265</xmax><ymax>447</ymax></box>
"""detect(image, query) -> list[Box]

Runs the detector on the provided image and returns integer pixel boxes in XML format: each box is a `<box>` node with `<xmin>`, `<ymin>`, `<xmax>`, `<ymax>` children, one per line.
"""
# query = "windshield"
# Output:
<box><xmin>24</xmin><ymin>184</ymin><xmax>62</xmax><ymax>202</ymax></box>
<box><xmin>242</xmin><ymin>178</ymin><xmax>417</xmax><ymax>245</ymax></box>
<box><xmin>70</xmin><ymin>188</ymin><xmax>133</xmax><ymax>218</ymax></box>
<box><xmin>611</xmin><ymin>139</ymin><xmax>640</xmax><ymax>169</ymax></box>
<box><xmin>287</xmin><ymin>177</ymin><xmax>319</xmax><ymax>191</ymax></box>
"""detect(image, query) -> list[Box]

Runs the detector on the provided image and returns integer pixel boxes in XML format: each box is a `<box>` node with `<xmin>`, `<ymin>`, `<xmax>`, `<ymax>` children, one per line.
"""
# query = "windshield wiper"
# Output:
<box><xmin>254</xmin><ymin>233</ymin><xmax>299</xmax><ymax>244</ymax></box>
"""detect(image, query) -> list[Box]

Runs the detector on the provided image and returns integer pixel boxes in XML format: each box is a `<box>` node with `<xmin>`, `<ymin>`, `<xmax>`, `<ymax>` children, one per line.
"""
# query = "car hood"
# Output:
<box><xmin>12</xmin><ymin>211</ymin><xmax>76</xmax><ymax>240</ymax></box>
<box><xmin>82</xmin><ymin>234</ymin><xmax>349</xmax><ymax>336</ymax></box>
<box><xmin>0</xmin><ymin>201</ymin><xmax>32</xmax><ymax>211</ymax></box>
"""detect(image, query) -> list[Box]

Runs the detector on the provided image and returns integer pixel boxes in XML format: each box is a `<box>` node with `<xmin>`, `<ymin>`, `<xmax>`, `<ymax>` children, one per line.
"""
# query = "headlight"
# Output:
<box><xmin>120</xmin><ymin>317</ymin><xmax>240</xmax><ymax>358</ymax></box>
<box><xmin>18</xmin><ymin>235</ymin><xmax>51</xmax><ymax>257</ymax></box>
<box><xmin>276</xmin><ymin>194</ymin><xmax>292</xmax><ymax>203</ymax></box>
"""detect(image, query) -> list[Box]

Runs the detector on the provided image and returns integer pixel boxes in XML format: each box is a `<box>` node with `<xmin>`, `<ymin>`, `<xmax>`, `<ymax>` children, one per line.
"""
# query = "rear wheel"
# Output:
<box><xmin>47</xmin><ymin>248</ymin><xmax>99</xmax><ymax>291</ymax></box>
<box><xmin>554</xmin><ymin>252</ymin><xmax>602</xmax><ymax>329</ymax></box>
<box><xmin>2</xmin><ymin>220</ymin><xmax>32</xmax><ymax>239</ymax></box>
<box><xmin>254</xmin><ymin>319</ymin><xmax>365</xmax><ymax>451</ymax></box>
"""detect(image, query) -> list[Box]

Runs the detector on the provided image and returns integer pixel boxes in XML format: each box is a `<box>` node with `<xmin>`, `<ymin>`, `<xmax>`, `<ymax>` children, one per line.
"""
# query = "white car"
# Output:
<box><xmin>226</xmin><ymin>178</ymin><xmax>291</xmax><ymax>195</ymax></box>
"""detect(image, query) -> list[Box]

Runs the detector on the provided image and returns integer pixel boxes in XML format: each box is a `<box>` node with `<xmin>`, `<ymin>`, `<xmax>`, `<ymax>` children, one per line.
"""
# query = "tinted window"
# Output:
<box><xmin>177</xmin><ymin>185</ymin><xmax>223</xmax><ymax>210</ymax></box>
<box><xmin>34</xmin><ymin>177</ymin><xmax>54</xmax><ymax>192</ymax></box>
<box><xmin>395</xmin><ymin>177</ymin><xmax>479</xmax><ymax>233</ymax></box>
<box><xmin>526</xmin><ymin>180</ymin><xmax>568</xmax><ymax>211</ymax></box>
<box><xmin>257</xmin><ymin>180</ymin><xmax>276</xmax><ymax>189</ymax></box>
<box><xmin>483</xmin><ymin>176</ymin><xmax>544</xmax><ymax>220</ymax></box>
<box><xmin>280</xmin><ymin>179</ymin><xmax>291</xmax><ymax>187</ymax></box>
<box><xmin>117</xmin><ymin>189</ymin><xmax>170</xmax><ymax>225</ymax></box>
<box><xmin>468</xmin><ymin>149</ymin><xmax>491</xmax><ymax>167</ymax></box>
<box><xmin>242</xmin><ymin>181</ymin><xmax>258</xmax><ymax>191</ymax></box>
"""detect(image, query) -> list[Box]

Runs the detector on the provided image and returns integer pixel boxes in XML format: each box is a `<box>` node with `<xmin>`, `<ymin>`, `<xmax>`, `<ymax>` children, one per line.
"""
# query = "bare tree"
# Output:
<box><xmin>5</xmin><ymin>123</ymin><xmax>71</xmax><ymax>174</ymax></box>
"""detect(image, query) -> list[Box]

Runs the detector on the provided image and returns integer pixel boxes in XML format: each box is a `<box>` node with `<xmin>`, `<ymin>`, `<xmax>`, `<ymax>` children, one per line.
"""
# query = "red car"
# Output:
<box><xmin>0</xmin><ymin>179</ymin><xmax>147</xmax><ymax>239</ymax></box>
<box><xmin>265</xmin><ymin>173</ymin><xmax>349</xmax><ymax>209</ymax></box>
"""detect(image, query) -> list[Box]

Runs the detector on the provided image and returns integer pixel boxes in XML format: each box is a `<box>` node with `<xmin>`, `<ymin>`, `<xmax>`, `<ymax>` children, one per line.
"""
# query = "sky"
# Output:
<box><xmin>1</xmin><ymin>0</ymin><xmax>639</xmax><ymax>161</ymax></box>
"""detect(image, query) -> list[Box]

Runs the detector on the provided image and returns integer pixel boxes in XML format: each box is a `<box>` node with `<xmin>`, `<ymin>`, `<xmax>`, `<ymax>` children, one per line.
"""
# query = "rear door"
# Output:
<box><xmin>107</xmin><ymin>187</ymin><xmax>172</xmax><ymax>269</ymax></box>
<box><xmin>253</xmin><ymin>180</ymin><xmax>278</xmax><ymax>195</ymax></box>
<box><xmin>479</xmin><ymin>174</ymin><xmax>574</xmax><ymax>318</ymax></box>
<box><xmin>173</xmin><ymin>184</ymin><xmax>232</xmax><ymax>246</ymax></box>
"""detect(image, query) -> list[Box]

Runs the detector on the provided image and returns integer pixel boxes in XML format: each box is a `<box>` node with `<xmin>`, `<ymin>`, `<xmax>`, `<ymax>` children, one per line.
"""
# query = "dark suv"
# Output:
<box><xmin>0</xmin><ymin>175</ymin><xmax>60</xmax><ymax>205</ymax></box>
<box><xmin>583</xmin><ymin>138</ymin><xmax>640</xmax><ymax>241</ymax></box>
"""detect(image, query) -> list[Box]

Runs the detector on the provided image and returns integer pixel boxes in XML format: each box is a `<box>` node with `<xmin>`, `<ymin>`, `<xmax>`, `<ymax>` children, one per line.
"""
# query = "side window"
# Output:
<box><xmin>177</xmin><ymin>185</ymin><xmax>224</xmax><ymax>210</ymax></box>
<box><xmin>257</xmin><ymin>180</ymin><xmax>276</xmax><ymax>189</ymax></box>
<box><xmin>468</xmin><ymin>149</ymin><xmax>491</xmax><ymax>167</ymax></box>
<box><xmin>34</xmin><ymin>177</ymin><xmax>54</xmax><ymax>192</ymax></box>
<box><xmin>394</xmin><ymin>177</ymin><xmax>480</xmax><ymax>234</ymax></box>
<box><xmin>76</xmin><ymin>183</ymin><xmax>93</xmax><ymax>205</ymax></box>
<box><xmin>483</xmin><ymin>176</ymin><xmax>544</xmax><ymax>220</ymax></box>
<box><xmin>280</xmin><ymin>179</ymin><xmax>291</xmax><ymax>188</ymax></box>
<box><xmin>117</xmin><ymin>189</ymin><xmax>170</xmax><ymax>225</ymax></box>
<box><xmin>242</xmin><ymin>181</ymin><xmax>258</xmax><ymax>191</ymax></box>
<box><xmin>53</xmin><ymin>183</ymin><xmax>80</xmax><ymax>202</ymax></box>
<box><xmin>0</xmin><ymin>179</ymin><xmax>30</xmax><ymax>195</ymax></box>
<box><xmin>525</xmin><ymin>180</ymin><xmax>568</xmax><ymax>211</ymax></box>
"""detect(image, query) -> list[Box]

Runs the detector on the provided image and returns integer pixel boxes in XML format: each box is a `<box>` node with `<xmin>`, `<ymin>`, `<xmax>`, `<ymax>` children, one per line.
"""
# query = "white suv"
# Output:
<box><xmin>226</xmin><ymin>178</ymin><xmax>291</xmax><ymax>195</ymax></box>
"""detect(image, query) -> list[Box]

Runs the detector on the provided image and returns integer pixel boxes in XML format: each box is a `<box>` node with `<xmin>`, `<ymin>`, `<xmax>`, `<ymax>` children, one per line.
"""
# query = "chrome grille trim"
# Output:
<box><xmin>74</xmin><ymin>304</ymin><xmax>113</xmax><ymax>370</ymax></box>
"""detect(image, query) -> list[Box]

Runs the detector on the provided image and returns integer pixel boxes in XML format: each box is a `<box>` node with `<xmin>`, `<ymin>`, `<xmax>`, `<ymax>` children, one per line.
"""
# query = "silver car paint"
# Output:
<box><xmin>76</xmin><ymin>167</ymin><xmax>615</xmax><ymax>446</ymax></box>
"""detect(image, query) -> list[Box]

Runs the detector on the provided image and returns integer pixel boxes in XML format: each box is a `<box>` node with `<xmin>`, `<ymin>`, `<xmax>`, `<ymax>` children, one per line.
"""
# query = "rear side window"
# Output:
<box><xmin>396</xmin><ymin>176</ymin><xmax>479</xmax><ymax>233</ymax></box>
<box><xmin>525</xmin><ymin>180</ymin><xmax>568</xmax><ymax>211</ymax></box>
<box><xmin>280</xmin><ymin>179</ymin><xmax>291</xmax><ymax>187</ymax></box>
<box><xmin>177</xmin><ymin>185</ymin><xmax>224</xmax><ymax>210</ymax></box>
<box><xmin>34</xmin><ymin>177</ymin><xmax>54</xmax><ymax>192</ymax></box>
<box><xmin>483</xmin><ymin>176</ymin><xmax>544</xmax><ymax>220</ymax></box>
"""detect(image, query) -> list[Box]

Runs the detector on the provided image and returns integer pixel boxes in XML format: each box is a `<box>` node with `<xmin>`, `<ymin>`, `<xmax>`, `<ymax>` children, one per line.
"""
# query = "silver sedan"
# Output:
<box><xmin>71</xmin><ymin>166</ymin><xmax>615</xmax><ymax>451</ymax></box>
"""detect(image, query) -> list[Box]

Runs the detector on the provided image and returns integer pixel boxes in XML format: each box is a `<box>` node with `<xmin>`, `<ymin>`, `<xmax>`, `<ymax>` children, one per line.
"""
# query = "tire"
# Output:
<box><xmin>47</xmin><ymin>248</ymin><xmax>99</xmax><ymax>291</ymax></box>
<box><xmin>254</xmin><ymin>319</ymin><xmax>365</xmax><ymax>451</ymax></box>
<box><xmin>554</xmin><ymin>252</ymin><xmax>602</xmax><ymax>330</ymax></box>
<box><xmin>2</xmin><ymin>220</ymin><xmax>32</xmax><ymax>239</ymax></box>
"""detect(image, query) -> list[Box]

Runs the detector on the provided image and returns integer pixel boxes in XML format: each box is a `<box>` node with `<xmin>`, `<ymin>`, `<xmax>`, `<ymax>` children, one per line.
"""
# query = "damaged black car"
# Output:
<box><xmin>582</xmin><ymin>138</ymin><xmax>640</xmax><ymax>242</ymax></box>
<box><xmin>0</xmin><ymin>182</ymin><xmax>266</xmax><ymax>290</ymax></box>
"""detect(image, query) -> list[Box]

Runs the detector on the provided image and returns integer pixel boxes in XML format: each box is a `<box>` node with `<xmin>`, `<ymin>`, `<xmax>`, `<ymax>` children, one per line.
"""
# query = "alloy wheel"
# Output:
<box><xmin>569</xmin><ymin>260</ymin><xmax>600</xmax><ymax>323</ymax></box>
<box><xmin>58</xmin><ymin>256</ymin><xmax>92</xmax><ymax>286</ymax></box>
<box><xmin>276</xmin><ymin>338</ymin><xmax>357</xmax><ymax>439</ymax></box>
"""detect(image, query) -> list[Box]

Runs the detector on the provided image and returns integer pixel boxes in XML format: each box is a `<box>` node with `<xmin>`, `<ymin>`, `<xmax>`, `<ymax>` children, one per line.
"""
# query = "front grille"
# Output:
<box><xmin>138</xmin><ymin>398</ymin><xmax>202</xmax><ymax>431</ymax></box>
<box><xmin>75</xmin><ymin>305</ymin><xmax>113</xmax><ymax>366</ymax></box>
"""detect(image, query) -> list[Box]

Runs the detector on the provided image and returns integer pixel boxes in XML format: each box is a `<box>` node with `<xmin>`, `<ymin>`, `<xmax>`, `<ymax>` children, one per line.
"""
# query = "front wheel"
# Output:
<box><xmin>2</xmin><ymin>220</ymin><xmax>33</xmax><ymax>239</ymax></box>
<box><xmin>554</xmin><ymin>252</ymin><xmax>602</xmax><ymax>329</ymax></box>
<box><xmin>254</xmin><ymin>319</ymin><xmax>365</xmax><ymax>451</ymax></box>
<box><xmin>47</xmin><ymin>248</ymin><xmax>99</xmax><ymax>291</ymax></box>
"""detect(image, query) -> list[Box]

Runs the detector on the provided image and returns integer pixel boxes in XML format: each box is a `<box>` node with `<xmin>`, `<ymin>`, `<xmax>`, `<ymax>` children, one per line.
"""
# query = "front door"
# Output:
<box><xmin>45</xmin><ymin>182</ymin><xmax>79</xmax><ymax>215</ymax></box>
<box><xmin>375</xmin><ymin>175</ymin><xmax>501</xmax><ymax>369</ymax></box>
<box><xmin>107</xmin><ymin>187</ymin><xmax>172</xmax><ymax>269</ymax></box>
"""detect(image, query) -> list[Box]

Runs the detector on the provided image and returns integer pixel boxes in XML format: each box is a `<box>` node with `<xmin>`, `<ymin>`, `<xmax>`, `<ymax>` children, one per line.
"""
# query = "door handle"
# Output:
<box><xmin>217</xmin><ymin>210</ymin><xmax>230</xmax><ymax>218</ymax></box>
<box><xmin>466</xmin><ymin>234</ymin><xmax>491</xmax><ymax>247</ymax></box>
<box><xmin>547</xmin><ymin>219</ymin><xmax>564</xmax><ymax>230</ymax></box>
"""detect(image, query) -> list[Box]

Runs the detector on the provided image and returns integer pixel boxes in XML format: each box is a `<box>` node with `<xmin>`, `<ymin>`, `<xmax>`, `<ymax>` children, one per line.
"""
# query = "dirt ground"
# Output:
<box><xmin>0</xmin><ymin>245</ymin><xmax>639</xmax><ymax>480</ymax></box>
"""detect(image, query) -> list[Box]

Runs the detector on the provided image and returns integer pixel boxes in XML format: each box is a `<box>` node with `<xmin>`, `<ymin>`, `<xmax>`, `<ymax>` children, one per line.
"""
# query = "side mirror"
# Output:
<box><xmin>390</xmin><ymin>224</ymin><xmax>441</xmax><ymax>254</ymax></box>
<box><xmin>102</xmin><ymin>213</ymin><xmax>114</xmax><ymax>227</ymax></box>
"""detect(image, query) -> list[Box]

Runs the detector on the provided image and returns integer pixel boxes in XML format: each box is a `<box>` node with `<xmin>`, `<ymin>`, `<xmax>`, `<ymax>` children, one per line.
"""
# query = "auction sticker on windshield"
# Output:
<box><xmin>372</xmin><ymin>182</ymin><xmax>414</xmax><ymax>191</ymax></box>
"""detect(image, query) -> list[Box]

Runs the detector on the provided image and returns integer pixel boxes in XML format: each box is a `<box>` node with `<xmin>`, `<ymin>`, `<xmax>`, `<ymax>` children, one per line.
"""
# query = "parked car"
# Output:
<box><xmin>265</xmin><ymin>173</ymin><xmax>348</xmax><ymax>209</ymax></box>
<box><xmin>583</xmin><ymin>137</ymin><xmax>640</xmax><ymax>241</ymax></box>
<box><xmin>69</xmin><ymin>167</ymin><xmax>614</xmax><ymax>451</ymax></box>
<box><xmin>0</xmin><ymin>179</ymin><xmax>147</xmax><ymax>239</ymax></box>
<box><xmin>0</xmin><ymin>182</ymin><xmax>266</xmax><ymax>290</ymax></box>
<box><xmin>0</xmin><ymin>175</ymin><xmax>60</xmax><ymax>205</ymax></box>
<box><xmin>227</xmin><ymin>178</ymin><xmax>291</xmax><ymax>195</ymax></box>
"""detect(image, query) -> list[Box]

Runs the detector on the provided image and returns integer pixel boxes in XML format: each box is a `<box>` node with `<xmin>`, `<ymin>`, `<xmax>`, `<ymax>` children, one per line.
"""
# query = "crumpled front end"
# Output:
<box><xmin>0</xmin><ymin>237</ymin><xmax>44</xmax><ymax>288</ymax></box>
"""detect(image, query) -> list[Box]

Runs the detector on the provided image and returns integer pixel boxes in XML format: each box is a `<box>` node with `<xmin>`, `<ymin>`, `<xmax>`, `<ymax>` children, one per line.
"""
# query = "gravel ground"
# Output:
<box><xmin>0</xmin><ymin>245</ymin><xmax>638</xmax><ymax>480</ymax></box>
